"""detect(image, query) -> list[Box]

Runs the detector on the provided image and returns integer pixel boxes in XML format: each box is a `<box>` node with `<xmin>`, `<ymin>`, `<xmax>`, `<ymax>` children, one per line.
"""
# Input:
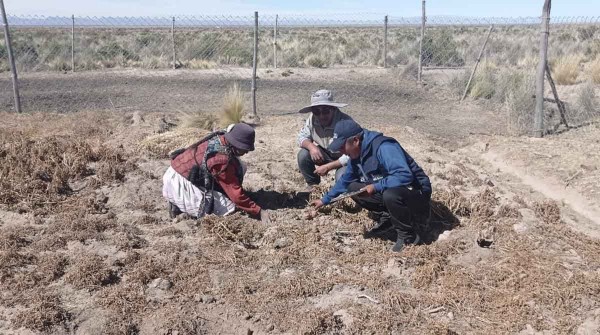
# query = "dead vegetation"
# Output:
<box><xmin>12</xmin><ymin>293</ymin><xmax>71</xmax><ymax>332</ymax></box>
<box><xmin>1</xmin><ymin>110</ymin><xmax>599</xmax><ymax>334</ymax></box>
<box><xmin>64</xmin><ymin>253</ymin><xmax>117</xmax><ymax>290</ymax></box>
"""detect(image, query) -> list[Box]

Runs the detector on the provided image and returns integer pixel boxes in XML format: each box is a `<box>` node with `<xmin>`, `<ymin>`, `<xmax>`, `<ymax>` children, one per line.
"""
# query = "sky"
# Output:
<box><xmin>5</xmin><ymin>0</ymin><xmax>600</xmax><ymax>18</ymax></box>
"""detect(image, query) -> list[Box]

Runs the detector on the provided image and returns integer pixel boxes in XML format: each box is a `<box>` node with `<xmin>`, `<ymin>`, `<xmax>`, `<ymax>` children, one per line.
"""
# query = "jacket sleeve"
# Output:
<box><xmin>321</xmin><ymin>162</ymin><xmax>359</xmax><ymax>205</ymax></box>
<box><xmin>296</xmin><ymin>117</ymin><xmax>312</xmax><ymax>147</ymax></box>
<box><xmin>373</xmin><ymin>142</ymin><xmax>414</xmax><ymax>193</ymax></box>
<box><xmin>211</xmin><ymin>161</ymin><xmax>261</xmax><ymax>216</ymax></box>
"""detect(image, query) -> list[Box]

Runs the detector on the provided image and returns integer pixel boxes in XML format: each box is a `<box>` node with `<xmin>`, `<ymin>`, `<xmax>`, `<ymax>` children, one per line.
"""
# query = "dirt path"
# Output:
<box><xmin>0</xmin><ymin>68</ymin><xmax>507</xmax><ymax>149</ymax></box>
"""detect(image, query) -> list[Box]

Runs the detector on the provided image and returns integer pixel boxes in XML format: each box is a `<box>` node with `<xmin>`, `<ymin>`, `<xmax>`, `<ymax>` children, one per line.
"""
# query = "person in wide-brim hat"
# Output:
<box><xmin>296</xmin><ymin>89</ymin><xmax>354</xmax><ymax>192</ymax></box>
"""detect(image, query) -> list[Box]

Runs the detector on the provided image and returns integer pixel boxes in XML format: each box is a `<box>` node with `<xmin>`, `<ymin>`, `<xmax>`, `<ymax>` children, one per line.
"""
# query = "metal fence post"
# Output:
<box><xmin>0</xmin><ymin>0</ymin><xmax>21</xmax><ymax>113</ymax></box>
<box><xmin>383</xmin><ymin>15</ymin><xmax>388</xmax><ymax>68</ymax></box>
<box><xmin>251</xmin><ymin>11</ymin><xmax>258</xmax><ymax>117</ymax></box>
<box><xmin>71</xmin><ymin>14</ymin><xmax>75</xmax><ymax>72</ymax></box>
<box><xmin>273</xmin><ymin>14</ymin><xmax>278</xmax><ymax>69</ymax></box>
<box><xmin>417</xmin><ymin>0</ymin><xmax>426</xmax><ymax>82</ymax></box>
<box><xmin>172</xmin><ymin>17</ymin><xmax>176</xmax><ymax>69</ymax></box>
<box><xmin>534</xmin><ymin>0</ymin><xmax>551</xmax><ymax>138</ymax></box>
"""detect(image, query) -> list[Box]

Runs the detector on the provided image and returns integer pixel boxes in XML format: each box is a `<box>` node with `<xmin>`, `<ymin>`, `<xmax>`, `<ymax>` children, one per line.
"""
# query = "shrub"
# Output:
<box><xmin>552</xmin><ymin>56</ymin><xmax>580</xmax><ymax>85</ymax></box>
<box><xmin>420</xmin><ymin>30</ymin><xmax>465</xmax><ymax>67</ymax></box>
<box><xmin>591</xmin><ymin>58</ymin><xmax>600</xmax><ymax>84</ymax></box>
<box><xmin>470</xmin><ymin>62</ymin><xmax>497</xmax><ymax>100</ymax></box>
<box><xmin>97</xmin><ymin>42</ymin><xmax>137</xmax><ymax>61</ymax></box>
<box><xmin>304</xmin><ymin>54</ymin><xmax>327</xmax><ymax>68</ymax></box>
<box><xmin>575</xmin><ymin>81</ymin><xmax>598</xmax><ymax>123</ymax></box>
<box><xmin>505</xmin><ymin>72</ymin><xmax>535</xmax><ymax>135</ymax></box>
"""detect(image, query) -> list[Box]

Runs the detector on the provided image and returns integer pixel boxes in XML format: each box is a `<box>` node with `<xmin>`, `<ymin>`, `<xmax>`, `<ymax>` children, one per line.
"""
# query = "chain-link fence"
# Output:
<box><xmin>1</xmin><ymin>12</ymin><xmax>599</xmax><ymax>137</ymax></box>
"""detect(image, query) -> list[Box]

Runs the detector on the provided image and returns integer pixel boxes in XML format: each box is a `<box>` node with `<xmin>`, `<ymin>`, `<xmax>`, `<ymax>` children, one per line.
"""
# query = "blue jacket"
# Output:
<box><xmin>321</xmin><ymin>129</ymin><xmax>432</xmax><ymax>205</ymax></box>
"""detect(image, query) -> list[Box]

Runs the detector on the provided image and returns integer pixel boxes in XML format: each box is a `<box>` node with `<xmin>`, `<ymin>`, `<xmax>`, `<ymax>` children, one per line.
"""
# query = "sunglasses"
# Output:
<box><xmin>312</xmin><ymin>106</ymin><xmax>334</xmax><ymax>116</ymax></box>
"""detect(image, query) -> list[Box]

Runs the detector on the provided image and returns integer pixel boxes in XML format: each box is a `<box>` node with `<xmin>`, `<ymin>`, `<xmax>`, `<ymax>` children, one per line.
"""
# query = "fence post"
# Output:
<box><xmin>71</xmin><ymin>14</ymin><xmax>75</xmax><ymax>72</ymax></box>
<box><xmin>461</xmin><ymin>25</ymin><xmax>494</xmax><ymax>102</ymax></box>
<box><xmin>417</xmin><ymin>0</ymin><xmax>426</xmax><ymax>82</ymax></box>
<box><xmin>273</xmin><ymin>14</ymin><xmax>278</xmax><ymax>69</ymax></box>
<box><xmin>251</xmin><ymin>11</ymin><xmax>258</xmax><ymax>118</ymax></box>
<box><xmin>0</xmin><ymin>0</ymin><xmax>21</xmax><ymax>113</ymax></box>
<box><xmin>383</xmin><ymin>15</ymin><xmax>388</xmax><ymax>68</ymax></box>
<box><xmin>172</xmin><ymin>16</ymin><xmax>176</xmax><ymax>69</ymax></box>
<box><xmin>534</xmin><ymin>0</ymin><xmax>551</xmax><ymax>138</ymax></box>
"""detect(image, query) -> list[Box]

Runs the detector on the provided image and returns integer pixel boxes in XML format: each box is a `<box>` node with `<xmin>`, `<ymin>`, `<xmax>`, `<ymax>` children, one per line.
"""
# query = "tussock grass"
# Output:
<box><xmin>552</xmin><ymin>55</ymin><xmax>581</xmax><ymax>85</ymax></box>
<box><xmin>220</xmin><ymin>82</ymin><xmax>245</xmax><ymax>126</ymax></box>
<box><xmin>469</xmin><ymin>61</ymin><xmax>497</xmax><ymax>99</ymax></box>
<box><xmin>179</xmin><ymin>111</ymin><xmax>218</xmax><ymax>131</ymax></box>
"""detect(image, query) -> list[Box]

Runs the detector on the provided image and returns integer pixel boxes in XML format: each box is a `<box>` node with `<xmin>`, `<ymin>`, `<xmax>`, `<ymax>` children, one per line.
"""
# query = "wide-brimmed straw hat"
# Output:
<box><xmin>298</xmin><ymin>89</ymin><xmax>348</xmax><ymax>114</ymax></box>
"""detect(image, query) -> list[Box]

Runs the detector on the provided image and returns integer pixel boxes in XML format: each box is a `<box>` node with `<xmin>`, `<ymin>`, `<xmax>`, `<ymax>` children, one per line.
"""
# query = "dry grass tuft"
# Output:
<box><xmin>64</xmin><ymin>253</ymin><xmax>116</xmax><ymax>290</ymax></box>
<box><xmin>97</xmin><ymin>282</ymin><xmax>147</xmax><ymax>315</ymax></box>
<box><xmin>139</xmin><ymin>127</ymin><xmax>210</xmax><ymax>158</ymax></box>
<box><xmin>469</xmin><ymin>188</ymin><xmax>498</xmax><ymax>219</ymax></box>
<box><xmin>533</xmin><ymin>200</ymin><xmax>562</xmax><ymax>225</ymax></box>
<box><xmin>111</xmin><ymin>224</ymin><xmax>148</xmax><ymax>250</ymax></box>
<box><xmin>180</xmin><ymin>111</ymin><xmax>219</xmax><ymax>131</ymax></box>
<box><xmin>432</xmin><ymin>188</ymin><xmax>471</xmax><ymax>217</ymax></box>
<box><xmin>126</xmin><ymin>254</ymin><xmax>169</xmax><ymax>285</ymax></box>
<box><xmin>0</xmin><ymin>226</ymin><xmax>32</xmax><ymax>250</ymax></box>
<box><xmin>552</xmin><ymin>56</ymin><xmax>580</xmax><ymax>85</ymax></box>
<box><xmin>220</xmin><ymin>82</ymin><xmax>245</xmax><ymax>126</ymax></box>
<box><xmin>0</xmin><ymin>131</ymin><xmax>134</xmax><ymax>207</ymax></box>
<box><xmin>12</xmin><ymin>293</ymin><xmax>70</xmax><ymax>332</ymax></box>
<box><xmin>496</xmin><ymin>204</ymin><xmax>522</xmax><ymax>219</ymax></box>
<box><xmin>591</xmin><ymin>57</ymin><xmax>600</xmax><ymax>84</ymax></box>
<box><xmin>202</xmin><ymin>213</ymin><xmax>265</xmax><ymax>247</ymax></box>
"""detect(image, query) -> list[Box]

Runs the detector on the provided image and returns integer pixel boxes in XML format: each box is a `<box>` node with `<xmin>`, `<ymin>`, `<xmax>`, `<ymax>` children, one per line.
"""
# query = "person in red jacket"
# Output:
<box><xmin>162</xmin><ymin>123</ymin><xmax>268</xmax><ymax>222</ymax></box>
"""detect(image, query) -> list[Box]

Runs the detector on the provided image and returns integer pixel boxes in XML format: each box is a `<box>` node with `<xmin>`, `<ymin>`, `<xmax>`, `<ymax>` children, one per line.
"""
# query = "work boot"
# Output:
<box><xmin>168</xmin><ymin>202</ymin><xmax>182</xmax><ymax>219</ymax></box>
<box><xmin>364</xmin><ymin>211</ymin><xmax>393</xmax><ymax>238</ymax></box>
<box><xmin>391</xmin><ymin>233</ymin><xmax>421</xmax><ymax>253</ymax></box>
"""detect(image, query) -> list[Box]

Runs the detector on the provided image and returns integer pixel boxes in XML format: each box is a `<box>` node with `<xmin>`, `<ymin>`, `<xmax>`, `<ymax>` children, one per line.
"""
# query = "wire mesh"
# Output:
<box><xmin>0</xmin><ymin>14</ymin><xmax>598</xmax><ymax>136</ymax></box>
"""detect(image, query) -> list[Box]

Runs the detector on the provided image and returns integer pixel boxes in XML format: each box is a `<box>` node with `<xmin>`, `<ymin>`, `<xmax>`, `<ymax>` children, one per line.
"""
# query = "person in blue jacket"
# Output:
<box><xmin>311</xmin><ymin>119</ymin><xmax>432</xmax><ymax>252</ymax></box>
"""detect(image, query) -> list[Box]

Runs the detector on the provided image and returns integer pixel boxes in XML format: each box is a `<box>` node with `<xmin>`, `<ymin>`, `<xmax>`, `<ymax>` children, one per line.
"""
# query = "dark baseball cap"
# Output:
<box><xmin>328</xmin><ymin>119</ymin><xmax>363</xmax><ymax>153</ymax></box>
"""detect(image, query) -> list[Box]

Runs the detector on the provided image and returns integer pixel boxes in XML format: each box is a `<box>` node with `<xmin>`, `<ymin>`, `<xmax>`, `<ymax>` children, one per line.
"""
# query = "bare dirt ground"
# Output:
<box><xmin>1</xmin><ymin>69</ymin><xmax>600</xmax><ymax>334</ymax></box>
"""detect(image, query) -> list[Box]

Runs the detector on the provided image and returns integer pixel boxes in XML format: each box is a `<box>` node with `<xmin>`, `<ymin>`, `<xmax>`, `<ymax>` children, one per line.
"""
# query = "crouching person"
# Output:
<box><xmin>162</xmin><ymin>123</ymin><xmax>268</xmax><ymax>222</ymax></box>
<box><xmin>311</xmin><ymin>119</ymin><xmax>432</xmax><ymax>252</ymax></box>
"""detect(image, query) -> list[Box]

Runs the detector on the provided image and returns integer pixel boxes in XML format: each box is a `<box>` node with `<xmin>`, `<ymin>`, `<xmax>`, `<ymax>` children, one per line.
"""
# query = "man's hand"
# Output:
<box><xmin>363</xmin><ymin>184</ymin><xmax>376</xmax><ymax>196</ymax></box>
<box><xmin>311</xmin><ymin>199</ymin><xmax>324</xmax><ymax>209</ymax></box>
<box><xmin>309</xmin><ymin>146</ymin><xmax>325</xmax><ymax>164</ymax></box>
<box><xmin>314</xmin><ymin>164</ymin><xmax>331</xmax><ymax>176</ymax></box>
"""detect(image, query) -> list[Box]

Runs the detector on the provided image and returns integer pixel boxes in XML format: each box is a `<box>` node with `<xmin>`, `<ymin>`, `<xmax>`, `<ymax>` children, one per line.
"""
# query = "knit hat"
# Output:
<box><xmin>224</xmin><ymin>123</ymin><xmax>255</xmax><ymax>151</ymax></box>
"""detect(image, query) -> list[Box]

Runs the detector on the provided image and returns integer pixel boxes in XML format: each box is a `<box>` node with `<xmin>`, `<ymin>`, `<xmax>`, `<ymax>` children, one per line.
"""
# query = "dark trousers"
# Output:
<box><xmin>298</xmin><ymin>147</ymin><xmax>346</xmax><ymax>185</ymax></box>
<box><xmin>348</xmin><ymin>182</ymin><xmax>431</xmax><ymax>239</ymax></box>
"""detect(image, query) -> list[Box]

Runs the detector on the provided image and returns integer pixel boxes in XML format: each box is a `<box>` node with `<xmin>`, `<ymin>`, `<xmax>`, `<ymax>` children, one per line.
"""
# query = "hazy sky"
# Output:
<box><xmin>5</xmin><ymin>0</ymin><xmax>600</xmax><ymax>18</ymax></box>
